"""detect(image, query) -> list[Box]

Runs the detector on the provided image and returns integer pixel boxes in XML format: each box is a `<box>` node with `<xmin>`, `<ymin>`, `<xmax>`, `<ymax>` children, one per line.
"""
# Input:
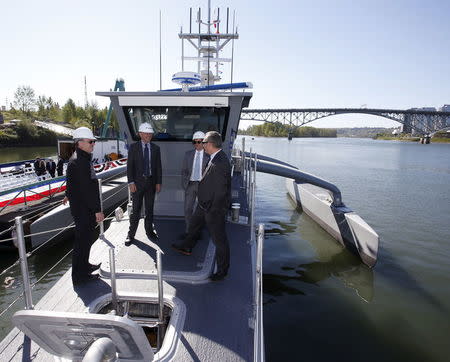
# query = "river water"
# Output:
<box><xmin>0</xmin><ymin>146</ymin><xmax>57</xmax><ymax>164</ymax></box>
<box><xmin>1</xmin><ymin>138</ymin><xmax>449</xmax><ymax>361</ymax></box>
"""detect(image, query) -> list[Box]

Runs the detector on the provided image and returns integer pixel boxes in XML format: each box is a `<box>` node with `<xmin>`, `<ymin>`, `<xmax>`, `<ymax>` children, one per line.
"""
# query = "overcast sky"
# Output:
<box><xmin>1</xmin><ymin>0</ymin><xmax>449</xmax><ymax>128</ymax></box>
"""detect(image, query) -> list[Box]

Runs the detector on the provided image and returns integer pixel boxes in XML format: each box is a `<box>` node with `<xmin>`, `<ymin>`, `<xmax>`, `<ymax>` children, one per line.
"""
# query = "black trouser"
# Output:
<box><xmin>128</xmin><ymin>177</ymin><xmax>156</xmax><ymax>237</ymax></box>
<box><xmin>183</xmin><ymin>206</ymin><xmax>230</xmax><ymax>275</ymax></box>
<box><xmin>72</xmin><ymin>210</ymin><xmax>96</xmax><ymax>283</ymax></box>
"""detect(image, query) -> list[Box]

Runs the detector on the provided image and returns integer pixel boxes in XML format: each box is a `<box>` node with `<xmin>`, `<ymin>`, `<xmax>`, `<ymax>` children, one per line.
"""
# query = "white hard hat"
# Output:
<box><xmin>73</xmin><ymin>127</ymin><xmax>96</xmax><ymax>140</ymax></box>
<box><xmin>192</xmin><ymin>131</ymin><xmax>205</xmax><ymax>140</ymax></box>
<box><xmin>138</xmin><ymin>123</ymin><xmax>154</xmax><ymax>133</ymax></box>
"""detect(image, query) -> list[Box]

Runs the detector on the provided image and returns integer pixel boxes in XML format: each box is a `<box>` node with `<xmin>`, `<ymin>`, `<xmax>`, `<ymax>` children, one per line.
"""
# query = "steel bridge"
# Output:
<box><xmin>240</xmin><ymin>108</ymin><xmax>450</xmax><ymax>135</ymax></box>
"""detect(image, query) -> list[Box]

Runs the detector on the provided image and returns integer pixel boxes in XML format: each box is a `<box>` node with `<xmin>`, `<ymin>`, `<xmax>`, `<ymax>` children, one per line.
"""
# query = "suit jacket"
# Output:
<box><xmin>66</xmin><ymin>148</ymin><xmax>101</xmax><ymax>215</ymax></box>
<box><xmin>181</xmin><ymin>149</ymin><xmax>210</xmax><ymax>189</ymax></box>
<box><xmin>127</xmin><ymin>141</ymin><xmax>162</xmax><ymax>185</ymax></box>
<box><xmin>198</xmin><ymin>150</ymin><xmax>231</xmax><ymax>213</ymax></box>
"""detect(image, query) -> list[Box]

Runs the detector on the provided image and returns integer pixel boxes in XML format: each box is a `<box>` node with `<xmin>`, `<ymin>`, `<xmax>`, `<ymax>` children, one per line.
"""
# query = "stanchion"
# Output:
<box><xmin>157</xmin><ymin>250</ymin><xmax>164</xmax><ymax>349</ymax></box>
<box><xmin>109</xmin><ymin>247</ymin><xmax>118</xmax><ymax>314</ymax></box>
<box><xmin>14</xmin><ymin>216</ymin><xmax>33</xmax><ymax>310</ymax></box>
<box><xmin>98</xmin><ymin>179</ymin><xmax>104</xmax><ymax>236</ymax></box>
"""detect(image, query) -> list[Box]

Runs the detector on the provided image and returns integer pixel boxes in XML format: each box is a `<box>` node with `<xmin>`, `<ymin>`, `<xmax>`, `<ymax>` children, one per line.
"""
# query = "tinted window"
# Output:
<box><xmin>124</xmin><ymin>106</ymin><xmax>229</xmax><ymax>141</ymax></box>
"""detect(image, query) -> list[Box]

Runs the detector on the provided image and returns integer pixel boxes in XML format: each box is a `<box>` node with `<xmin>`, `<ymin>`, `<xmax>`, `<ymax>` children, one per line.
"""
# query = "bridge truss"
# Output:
<box><xmin>240</xmin><ymin>108</ymin><xmax>450</xmax><ymax>135</ymax></box>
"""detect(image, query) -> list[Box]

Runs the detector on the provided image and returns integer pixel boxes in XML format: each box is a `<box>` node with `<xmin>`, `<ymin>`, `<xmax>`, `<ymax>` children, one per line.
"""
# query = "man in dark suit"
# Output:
<box><xmin>181</xmin><ymin>131</ymin><xmax>210</xmax><ymax>234</ymax></box>
<box><xmin>126</xmin><ymin>123</ymin><xmax>162</xmax><ymax>245</ymax></box>
<box><xmin>63</xmin><ymin>126</ymin><xmax>104</xmax><ymax>285</ymax></box>
<box><xmin>172</xmin><ymin>131</ymin><xmax>231</xmax><ymax>281</ymax></box>
<box><xmin>57</xmin><ymin>156</ymin><xmax>64</xmax><ymax>176</ymax></box>
<box><xmin>34</xmin><ymin>158</ymin><xmax>41</xmax><ymax>176</ymax></box>
<box><xmin>47</xmin><ymin>159</ymin><xmax>56</xmax><ymax>178</ymax></box>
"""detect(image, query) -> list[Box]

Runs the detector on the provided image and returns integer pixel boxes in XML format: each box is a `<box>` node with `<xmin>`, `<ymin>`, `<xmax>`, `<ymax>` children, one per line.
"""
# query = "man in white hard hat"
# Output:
<box><xmin>180</xmin><ymin>131</ymin><xmax>210</xmax><ymax>235</ymax></box>
<box><xmin>126</xmin><ymin>122</ymin><xmax>162</xmax><ymax>245</ymax></box>
<box><xmin>64</xmin><ymin>126</ymin><xmax>104</xmax><ymax>285</ymax></box>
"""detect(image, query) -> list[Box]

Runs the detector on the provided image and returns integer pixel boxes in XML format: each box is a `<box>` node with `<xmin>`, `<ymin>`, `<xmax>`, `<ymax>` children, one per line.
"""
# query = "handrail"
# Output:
<box><xmin>254</xmin><ymin>223</ymin><xmax>265</xmax><ymax>362</ymax></box>
<box><xmin>0</xmin><ymin>214</ymin><xmax>124</xmax><ymax>244</ymax></box>
<box><xmin>0</xmin><ymin>199</ymin><xmax>124</xmax><ymax>319</ymax></box>
<box><xmin>0</xmin><ymin>161</ymin><xmax>127</xmax><ymax>198</ymax></box>
<box><xmin>15</xmin><ymin>216</ymin><xmax>33</xmax><ymax>310</ymax></box>
<box><xmin>0</xmin><ymin>176</ymin><xmax>66</xmax><ymax>198</ymax></box>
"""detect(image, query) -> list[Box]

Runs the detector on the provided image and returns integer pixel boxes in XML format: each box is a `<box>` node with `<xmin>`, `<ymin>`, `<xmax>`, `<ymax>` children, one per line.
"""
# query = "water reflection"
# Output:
<box><xmin>296</xmin><ymin>249</ymin><xmax>374</xmax><ymax>302</ymax></box>
<box><xmin>264</xmin><ymin>210</ymin><xmax>374</xmax><ymax>302</ymax></box>
<box><xmin>376</xmin><ymin>252</ymin><xmax>447</xmax><ymax>313</ymax></box>
<box><xmin>264</xmin><ymin>220</ymin><xmax>297</xmax><ymax>235</ymax></box>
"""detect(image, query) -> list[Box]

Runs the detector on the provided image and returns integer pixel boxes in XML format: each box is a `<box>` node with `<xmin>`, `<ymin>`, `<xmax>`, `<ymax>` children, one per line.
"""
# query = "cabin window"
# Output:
<box><xmin>124</xmin><ymin>106</ymin><xmax>229</xmax><ymax>141</ymax></box>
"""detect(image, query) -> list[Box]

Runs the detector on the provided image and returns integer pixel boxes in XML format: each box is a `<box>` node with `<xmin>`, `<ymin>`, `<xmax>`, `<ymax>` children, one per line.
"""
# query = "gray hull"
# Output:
<box><xmin>248</xmin><ymin>153</ymin><xmax>379</xmax><ymax>268</ymax></box>
<box><xmin>30</xmin><ymin>175</ymin><xmax>129</xmax><ymax>249</ymax></box>
<box><xmin>286</xmin><ymin>179</ymin><xmax>379</xmax><ymax>268</ymax></box>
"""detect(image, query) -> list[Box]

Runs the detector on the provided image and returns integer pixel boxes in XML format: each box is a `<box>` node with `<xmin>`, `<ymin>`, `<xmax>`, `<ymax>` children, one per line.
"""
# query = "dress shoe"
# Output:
<box><xmin>147</xmin><ymin>230</ymin><xmax>158</xmax><ymax>240</ymax></box>
<box><xmin>209</xmin><ymin>272</ymin><xmax>227</xmax><ymax>281</ymax></box>
<box><xmin>89</xmin><ymin>263</ymin><xmax>101</xmax><ymax>272</ymax></box>
<box><xmin>73</xmin><ymin>274</ymin><xmax>100</xmax><ymax>286</ymax></box>
<box><xmin>125</xmin><ymin>235</ymin><xmax>134</xmax><ymax>246</ymax></box>
<box><xmin>171</xmin><ymin>243</ymin><xmax>192</xmax><ymax>256</ymax></box>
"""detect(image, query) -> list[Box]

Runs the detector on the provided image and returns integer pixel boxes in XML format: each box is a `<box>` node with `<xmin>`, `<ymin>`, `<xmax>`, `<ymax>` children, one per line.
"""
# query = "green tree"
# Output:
<box><xmin>62</xmin><ymin>98</ymin><xmax>77</xmax><ymax>124</ymax></box>
<box><xmin>238</xmin><ymin>122</ymin><xmax>337</xmax><ymax>138</ymax></box>
<box><xmin>13</xmin><ymin>85</ymin><xmax>36</xmax><ymax>114</ymax></box>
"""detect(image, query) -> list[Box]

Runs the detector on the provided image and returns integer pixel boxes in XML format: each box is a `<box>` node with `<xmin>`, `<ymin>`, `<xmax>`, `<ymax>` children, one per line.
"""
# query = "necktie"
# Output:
<box><xmin>143</xmin><ymin>144</ymin><xmax>150</xmax><ymax>176</ymax></box>
<box><xmin>193</xmin><ymin>152</ymin><xmax>201</xmax><ymax>180</ymax></box>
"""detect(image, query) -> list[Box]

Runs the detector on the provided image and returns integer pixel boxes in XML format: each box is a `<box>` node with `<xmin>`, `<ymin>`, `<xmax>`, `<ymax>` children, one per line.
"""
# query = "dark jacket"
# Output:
<box><xmin>34</xmin><ymin>160</ymin><xmax>40</xmax><ymax>175</ymax></box>
<box><xmin>57</xmin><ymin>159</ymin><xmax>64</xmax><ymax>175</ymax></box>
<box><xmin>181</xmin><ymin>149</ymin><xmax>210</xmax><ymax>189</ymax></box>
<box><xmin>127</xmin><ymin>141</ymin><xmax>162</xmax><ymax>185</ymax></box>
<box><xmin>66</xmin><ymin>148</ymin><xmax>101</xmax><ymax>215</ymax></box>
<box><xmin>198</xmin><ymin>150</ymin><xmax>231</xmax><ymax>212</ymax></box>
<box><xmin>46</xmin><ymin>160</ymin><xmax>56</xmax><ymax>175</ymax></box>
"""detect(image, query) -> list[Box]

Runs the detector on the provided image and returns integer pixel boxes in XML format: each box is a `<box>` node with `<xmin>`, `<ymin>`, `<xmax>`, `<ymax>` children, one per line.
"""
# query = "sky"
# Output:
<box><xmin>1</xmin><ymin>0</ymin><xmax>450</xmax><ymax>129</ymax></box>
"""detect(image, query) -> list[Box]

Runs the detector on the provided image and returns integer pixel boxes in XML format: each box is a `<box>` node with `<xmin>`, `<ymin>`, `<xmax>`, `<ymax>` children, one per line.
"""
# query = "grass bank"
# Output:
<box><xmin>0</xmin><ymin>121</ymin><xmax>63</xmax><ymax>147</ymax></box>
<box><xmin>373</xmin><ymin>132</ymin><xmax>450</xmax><ymax>143</ymax></box>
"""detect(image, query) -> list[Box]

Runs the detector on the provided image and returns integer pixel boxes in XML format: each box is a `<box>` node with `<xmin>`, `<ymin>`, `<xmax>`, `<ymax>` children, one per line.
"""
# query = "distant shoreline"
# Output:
<box><xmin>373</xmin><ymin>135</ymin><xmax>450</xmax><ymax>143</ymax></box>
<box><xmin>0</xmin><ymin>121</ymin><xmax>63</xmax><ymax>148</ymax></box>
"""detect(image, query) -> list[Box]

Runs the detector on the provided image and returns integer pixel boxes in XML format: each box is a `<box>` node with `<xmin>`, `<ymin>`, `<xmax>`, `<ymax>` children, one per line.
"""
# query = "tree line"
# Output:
<box><xmin>0</xmin><ymin>120</ymin><xmax>61</xmax><ymax>147</ymax></box>
<box><xmin>3</xmin><ymin>85</ymin><xmax>118</xmax><ymax>135</ymax></box>
<box><xmin>239</xmin><ymin>121</ymin><xmax>337</xmax><ymax>138</ymax></box>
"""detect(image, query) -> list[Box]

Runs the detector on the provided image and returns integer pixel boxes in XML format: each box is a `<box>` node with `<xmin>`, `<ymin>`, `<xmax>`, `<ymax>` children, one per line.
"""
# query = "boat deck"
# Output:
<box><xmin>0</xmin><ymin>208</ymin><xmax>254</xmax><ymax>361</ymax></box>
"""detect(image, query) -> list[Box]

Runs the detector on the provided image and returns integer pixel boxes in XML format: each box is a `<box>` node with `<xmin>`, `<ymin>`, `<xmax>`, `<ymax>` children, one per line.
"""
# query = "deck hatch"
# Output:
<box><xmin>12</xmin><ymin>310</ymin><xmax>154</xmax><ymax>361</ymax></box>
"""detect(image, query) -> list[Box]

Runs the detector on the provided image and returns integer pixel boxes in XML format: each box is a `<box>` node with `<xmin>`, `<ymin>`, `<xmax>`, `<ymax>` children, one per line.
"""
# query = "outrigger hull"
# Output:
<box><xmin>246</xmin><ymin>153</ymin><xmax>379</xmax><ymax>268</ymax></box>
<box><xmin>286</xmin><ymin>179</ymin><xmax>379</xmax><ymax>268</ymax></box>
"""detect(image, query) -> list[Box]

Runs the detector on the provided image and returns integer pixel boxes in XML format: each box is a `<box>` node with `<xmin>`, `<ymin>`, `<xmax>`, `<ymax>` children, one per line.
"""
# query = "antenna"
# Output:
<box><xmin>84</xmin><ymin>76</ymin><xmax>88</xmax><ymax>108</ymax></box>
<box><xmin>159</xmin><ymin>10</ymin><xmax>162</xmax><ymax>90</ymax></box>
<box><xmin>177</xmin><ymin>1</ymin><xmax>239</xmax><ymax>87</ymax></box>
<box><xmin>230</xmin><ymin>11</ymin><xmax>236</xmax><ymax>90</ymax></box>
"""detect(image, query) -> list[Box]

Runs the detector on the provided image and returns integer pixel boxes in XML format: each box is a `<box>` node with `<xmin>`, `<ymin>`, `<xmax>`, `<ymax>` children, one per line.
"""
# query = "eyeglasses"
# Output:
<box><xmin>83</xmin><ymin>140</ymin><xmax>96</xmax><ymax>144</ymax></box>
<box><xmin>192</xmin><ymin>140</ymin><xmax>203</xmax><ymax>144</ymax></box>
<box><xmin>202</xmin><ymin>141</ymin><xmax>209</xmax><ymax>144</ymax></box>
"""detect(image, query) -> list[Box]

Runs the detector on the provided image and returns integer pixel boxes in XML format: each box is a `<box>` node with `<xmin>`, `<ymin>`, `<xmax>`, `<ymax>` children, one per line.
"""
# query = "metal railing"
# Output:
<box><xmin>233</xmin><ymin>141</ymin><xmax>264</xmax><ymax>360</ymax></box>
<box><xmin>0</xmin><ymin>181</ymin><xmax>128</xmax><ymax>319</ymax></box>
<box><xmin>15</xmin><ymin>216</ymin><xmax>33</xmax><ymax>310</ymax></box>
<box><xmin>0</xmin><ymin>160</ymin><xmax>127</xmax><ymax>216</ymax></box>
<box><xmin>254</xmin><ymin>223</ymin><xmax>265</xmax><ymax>362</ymax></box>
